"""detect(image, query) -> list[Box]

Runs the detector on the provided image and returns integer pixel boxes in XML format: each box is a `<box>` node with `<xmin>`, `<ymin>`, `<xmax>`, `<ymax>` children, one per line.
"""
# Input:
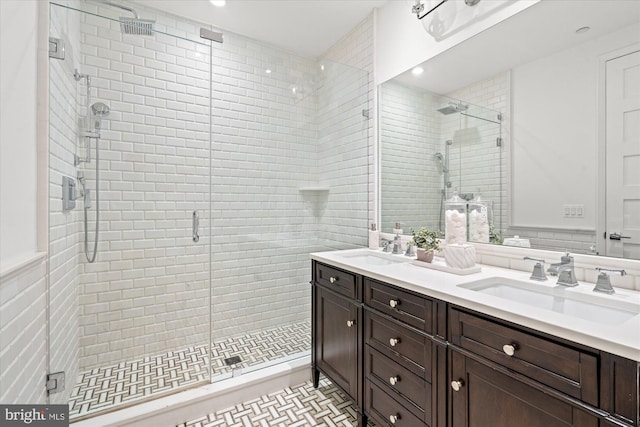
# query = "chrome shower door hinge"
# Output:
<box><xmin>46</xmin><ymin>372</ymin><xmax>65</xmax><ymax>395</ymax></box>
<box><xmin>49</xmin><ymin>37</ymin><xmax>65</xmax><ymax>60</ymax></box>
<box><xmin>200</xmin><ymin>28</ymin><xmax>223</xmax><ymax>43</ymax></box>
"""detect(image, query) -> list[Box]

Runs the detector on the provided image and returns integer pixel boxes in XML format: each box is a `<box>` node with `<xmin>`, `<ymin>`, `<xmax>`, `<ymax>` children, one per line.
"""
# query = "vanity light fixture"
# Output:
<box><xmin>210</xmin><ymin>0</ymin><xmax>226</xmax><ymax>7</ymax></box>
<box><xmin>412</xmin><ymin>0</ymin><xmax>480</xmax><ymax>20</ymax></box>
<box><xmin>412</xmin><ymin>66</ymin><xmax>424</xmax><ymax>76</ymax></box>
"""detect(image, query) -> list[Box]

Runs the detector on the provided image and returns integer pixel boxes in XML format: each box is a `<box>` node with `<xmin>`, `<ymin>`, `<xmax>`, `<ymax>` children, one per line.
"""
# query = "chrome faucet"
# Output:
<box><xmin>593</xmin><ymin>268</ymin><xmax>626</xmax><ymax>294</ymax></box>
<box><xmin>556</xmin><ymin>264</ymin><xmax>578</xmax><ymax>287</ymax></box>
<box><xmin>547</xmin><ymin>252</ymin><xmax>573</xmax><ymax>276</ymax></box>
<box><xmin>381</xmin><ymin>238</ymin><xmax>393</xmax><ymax>252</ymax></box>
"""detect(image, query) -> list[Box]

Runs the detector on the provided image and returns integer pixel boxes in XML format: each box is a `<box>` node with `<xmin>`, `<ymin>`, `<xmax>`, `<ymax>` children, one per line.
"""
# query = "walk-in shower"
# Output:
<box><xmin>48</xmin><ymin>1</ymin><xmax>369</xmax><ymax>422</ymax></box>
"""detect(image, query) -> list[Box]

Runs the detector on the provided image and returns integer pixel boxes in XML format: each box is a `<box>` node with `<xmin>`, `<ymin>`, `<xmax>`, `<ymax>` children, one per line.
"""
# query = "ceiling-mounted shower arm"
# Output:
<box><xmin>96</xmin><ymin>0</ymin><xmax>139</xmax><ymax>18</ymax></box>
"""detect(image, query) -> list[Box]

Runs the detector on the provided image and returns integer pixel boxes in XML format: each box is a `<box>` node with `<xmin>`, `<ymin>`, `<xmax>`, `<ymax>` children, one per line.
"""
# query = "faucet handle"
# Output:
<box><xmin>595</xmin><ymin>267</ymin><xmax>626</xmax><ymax>276</ymax></box>
<box><xmin>523</xmin><ymin>257</ymin><xmax>547</xmax><ymax>281</ymax></box>
<box><xmin>593</xmin><ymin>268</ymin><xmax>626</xmax><ymax>295</ymax></box>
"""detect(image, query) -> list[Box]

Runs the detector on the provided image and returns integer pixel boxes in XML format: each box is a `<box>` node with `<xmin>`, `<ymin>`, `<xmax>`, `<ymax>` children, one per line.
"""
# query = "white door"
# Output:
<box><xmin>605</xmin><ymin>50</ymin><xmax>640</xmax><ymax>259</ymax></box>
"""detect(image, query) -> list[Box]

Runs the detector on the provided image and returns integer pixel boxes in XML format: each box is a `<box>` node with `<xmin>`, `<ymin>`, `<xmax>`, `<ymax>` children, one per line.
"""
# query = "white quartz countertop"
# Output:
<box><xmin>310</xmin><ymin>248</ymin><xmax>640</xmax><ymax>362</ymax></box>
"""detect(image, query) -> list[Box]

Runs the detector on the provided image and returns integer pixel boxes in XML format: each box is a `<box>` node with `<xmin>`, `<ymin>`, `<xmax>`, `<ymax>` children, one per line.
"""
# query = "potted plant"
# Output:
<box><xmin>411</xmin><ymin>227</ymin><xmax>442</xmax><ymax>263</ymax></box>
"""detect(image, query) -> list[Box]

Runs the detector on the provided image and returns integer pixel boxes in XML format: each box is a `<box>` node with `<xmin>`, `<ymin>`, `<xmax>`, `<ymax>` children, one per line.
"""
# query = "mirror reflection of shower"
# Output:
<box><xmin>74</xmin><ymin>69</ymin><xmax>110</xmax><ymax>263</ymax></box>
<box><xmin>434</xmin><ymin>140</ymin><xmax>453</xmax><ymax>232</ymax></box>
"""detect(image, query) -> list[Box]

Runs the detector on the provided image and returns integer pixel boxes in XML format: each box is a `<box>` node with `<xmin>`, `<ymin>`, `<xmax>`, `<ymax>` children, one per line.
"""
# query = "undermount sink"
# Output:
<box><xmin>459</xmin><ymin>277</ymin><xmax>640</xmax><ymax>325</ymax></box>
<box><xmin>336</xmin><ymin>250</ymin><xmax>411</xmax><ymax>266</ymax></box>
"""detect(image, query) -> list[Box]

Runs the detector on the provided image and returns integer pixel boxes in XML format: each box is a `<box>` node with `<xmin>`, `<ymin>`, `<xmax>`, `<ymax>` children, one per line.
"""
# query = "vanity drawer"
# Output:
<box><xmin>449</xmin><ymin>308</ymin><xmax>599</xmax><ymax>406</ymax></box>
<box><xmin>365</xmin><ymin>379</ymin><xmax>426</xmax><ymax>427</ymax></box>
<box><xmin>366</xmin><ymin>346</ymin><xmax>432</xmax><ymax>419</ymax></box>
<box><xmin>365</xmin><ymin>310</ymin><xmax>432</xmax><ymax>378</ymax></box>
<box><xmin>314</xmin><ymin>262</ymin><xmax>357</xmax><ymax>299</ymax></box>
<box><xmin>365</xmin><ymin>278</ymin><xmax>433</xmax><ymax>333</ymax></box>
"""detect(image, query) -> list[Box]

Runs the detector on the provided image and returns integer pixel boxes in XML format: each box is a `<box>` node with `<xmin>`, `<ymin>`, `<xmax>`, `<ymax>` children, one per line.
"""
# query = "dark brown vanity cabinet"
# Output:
<box><xmin>449</xmin><ymin>349</ymin><xmax>600</xmax><ymax>427</ymax></box>
<box><xmin>311</xmin><ymin>261</ymin><xmax>640</xmax><ymax>427</ymax></box>
<box><xmin>312</xmin><ymin>262</ymin><xmax>363</xmax><ymax>418</ymax></box>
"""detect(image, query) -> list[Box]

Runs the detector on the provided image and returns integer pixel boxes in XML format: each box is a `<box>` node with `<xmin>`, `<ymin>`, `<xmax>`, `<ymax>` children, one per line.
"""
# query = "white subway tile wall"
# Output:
<box><xmin>74</xmin><ymin>4</ymin><xmax>212</xmax><ymax>371</ymax></box>
<box><xmin>380</xmin><ymin>82</ymin><xmax>441</xmax><ymax>233</ymax></box>
<box><xmin>0</xmin><ymin>259</ymin><xmax>48</xmax><ymax>404</ymax></box>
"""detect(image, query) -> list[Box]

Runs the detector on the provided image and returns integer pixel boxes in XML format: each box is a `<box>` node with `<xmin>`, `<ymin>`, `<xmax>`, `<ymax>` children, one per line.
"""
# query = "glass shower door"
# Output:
<box><xmin>48</xmin><ymin>2</ymin><xmax>211</xmax><ymax>419</ymax></box>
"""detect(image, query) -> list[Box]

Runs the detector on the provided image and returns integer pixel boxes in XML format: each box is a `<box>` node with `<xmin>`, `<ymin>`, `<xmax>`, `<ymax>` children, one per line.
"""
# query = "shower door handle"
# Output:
<box><xmin>192</xmin><ymin>210</ymin><xmax>200</xmax><ymax>242</ymax></box>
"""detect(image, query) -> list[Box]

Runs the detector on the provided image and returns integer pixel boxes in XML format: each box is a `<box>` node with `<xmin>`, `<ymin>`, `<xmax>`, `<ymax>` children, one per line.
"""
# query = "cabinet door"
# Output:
<box><xmin>450</xmin><ymin>349</ymin><xmax>600</xmax><ymax>427</ymax></box>
<box><xmin>314</xmin><ymin>286</ymin><xmax>359</xmax><ymax>400</ymax></box>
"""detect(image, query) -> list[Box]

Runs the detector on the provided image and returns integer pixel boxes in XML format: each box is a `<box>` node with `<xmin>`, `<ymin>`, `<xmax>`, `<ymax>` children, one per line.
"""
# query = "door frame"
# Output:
<box><xmin>596</xmin><ymin>43</ymin><xmax>640</xmax><ymax>256</ymax></box>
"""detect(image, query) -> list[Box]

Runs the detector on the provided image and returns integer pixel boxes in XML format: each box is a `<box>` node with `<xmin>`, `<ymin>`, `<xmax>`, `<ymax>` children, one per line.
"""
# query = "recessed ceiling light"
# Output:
<box><xmin>412</xmin><ymin>66</ymin><xmax>424</xmax><ymax>76</ymax></box>
<box><xmin>575</xmin><ymin>26</ymin><xmax>590</xmax><ymax>34</ymax></box>
<box><xmin>210</xmin><ymin>0</ymin><xmax>226</xmax><ymax>7</ymax></box>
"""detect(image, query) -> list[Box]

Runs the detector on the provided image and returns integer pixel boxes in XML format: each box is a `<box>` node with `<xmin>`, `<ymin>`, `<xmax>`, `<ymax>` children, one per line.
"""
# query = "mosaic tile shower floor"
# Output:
<box><xmin>69</xmin><ymin>321</ymin><xmax>311</xmax><ymax>419</ymax></box>
<box><xmin>178</xmin><ymin>377</ymin><xmax>372</xmax><ymax>427</ymax></box>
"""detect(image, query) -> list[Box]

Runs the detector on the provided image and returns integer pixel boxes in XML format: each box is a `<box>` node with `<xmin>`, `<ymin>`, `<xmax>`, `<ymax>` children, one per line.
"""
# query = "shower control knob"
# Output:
<box><xmin>389</xmin><ymin>299</ymin><xmax>400</xmax><ymax>308</ymax></box>
<box><xmin>389</xmin><ymin>337</ymin><xmax>400</xmax><ymax>347</ymax></box>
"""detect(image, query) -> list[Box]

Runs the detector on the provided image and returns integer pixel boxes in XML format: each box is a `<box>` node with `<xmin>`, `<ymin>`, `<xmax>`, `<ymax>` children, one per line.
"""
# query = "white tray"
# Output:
<box><xmin>411</xmin><ymin>258</ymin><xmax>481</xmax><ymax>276</ymax></box>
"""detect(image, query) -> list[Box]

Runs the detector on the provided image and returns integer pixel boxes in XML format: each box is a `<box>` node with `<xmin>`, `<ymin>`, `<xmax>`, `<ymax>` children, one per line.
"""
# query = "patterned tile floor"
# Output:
<box><xmin>69</xmin><ymin>321</ymin><xmax>311</xmax><ymax>419</ymax></box>
<box><xmin>178</xmin><ymin>377</ymin><xmax>371</xmax><ymax>427</ymax></box>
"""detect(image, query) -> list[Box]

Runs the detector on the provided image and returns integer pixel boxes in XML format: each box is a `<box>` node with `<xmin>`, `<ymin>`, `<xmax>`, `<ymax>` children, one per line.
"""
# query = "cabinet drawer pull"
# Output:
<box><xmin>389</xmin><ymin>337</ymin><xmax>400</xmax><ymax>347</ymax></box>
<box><xmin>329</xmin><ymin>276</ymin><xmax>338</xmax><ymax>283</ymax></box>
<box><xmin>346</xmin><ymin>320</ymin><xmax>355</xmax><ymax>328</ymax></box>
<box><xmin>389</xmin><ymin>376</ymin><xmax>400</xmax><ymax>386</ymax></box>
<box><xmin>389</xmin><ymin>299</ymin><xmax>400</xmax><ymax>308</ymax></box>
<box><xmin>451</xmin><ymin>379</ymin><xmax>464</xmax><ymax>392</ymax></box>
<box><xmin>389</xmin><ymin>414</ymin><xmax>400</xmax><ymax>424</ymax></box>
<box><xmin>502</xmin><ymin>343</ymin><xmax>518</xmax><ymax>357</ymax></box>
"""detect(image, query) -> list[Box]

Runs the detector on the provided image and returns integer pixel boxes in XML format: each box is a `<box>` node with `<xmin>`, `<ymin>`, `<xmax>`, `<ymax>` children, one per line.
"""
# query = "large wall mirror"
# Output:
<box><xmin>379</xmin><ymin>0</ymin><xmax>640</xmax><ymax>260</ymax></box>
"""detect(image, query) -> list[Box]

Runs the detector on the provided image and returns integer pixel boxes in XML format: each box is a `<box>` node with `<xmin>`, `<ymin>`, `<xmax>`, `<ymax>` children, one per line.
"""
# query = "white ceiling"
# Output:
<box><xmin>133</xmin><ymin>0</ymin><xmax>388</xmax><ymax>58</ymax></box>
<box><xmin>394</xmin><ymin>0</ymin><xmax>640</xmax><ymax>93</ymax></box>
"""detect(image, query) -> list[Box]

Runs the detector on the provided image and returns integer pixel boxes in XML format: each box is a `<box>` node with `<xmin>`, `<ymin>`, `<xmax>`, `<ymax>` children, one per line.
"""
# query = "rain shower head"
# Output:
<box><xmin>437</xmin><ymin>102</ymin><xmax>468</xmax><ymax>115</ymax></box>
<box><xmin>119</xmin><ymin>17</ymin><xmax>155</xmax><ymax>36</ymax></box>
<box><xmin>96</xmin><ymin>1</ymin><xmax>155</xmax><ymax>35</ymax></box>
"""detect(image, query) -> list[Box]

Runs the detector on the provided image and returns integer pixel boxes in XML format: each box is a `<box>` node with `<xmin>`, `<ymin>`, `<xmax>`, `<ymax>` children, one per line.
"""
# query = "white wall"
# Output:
<box><xmin>0</xmin><ymin>0</ymin><xmax>39</xmax><ymax>269</ymax></box>
<box><xmin>374</xmin><ymin>0</ymin><xmax>538</xmax><ymax>85</ymax></box>
<box><xmin>511</xmin><ymin>23</ymin><xmax>640</xmax><ymax>230</ymax></box>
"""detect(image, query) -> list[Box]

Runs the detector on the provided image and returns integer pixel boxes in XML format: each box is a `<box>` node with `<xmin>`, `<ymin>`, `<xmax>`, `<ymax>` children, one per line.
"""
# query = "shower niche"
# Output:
<box><xmin>379</xmin><ymin>82</ymin><xmax>503</xmax><ymax>242</ymax></box>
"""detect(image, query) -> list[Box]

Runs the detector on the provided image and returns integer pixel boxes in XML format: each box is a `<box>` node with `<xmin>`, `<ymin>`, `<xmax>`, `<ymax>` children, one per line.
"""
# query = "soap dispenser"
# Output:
<box><xmin>368</xmin><ymin>223</ymin><xmax>380</xmax><ymax>249</ymax></box>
